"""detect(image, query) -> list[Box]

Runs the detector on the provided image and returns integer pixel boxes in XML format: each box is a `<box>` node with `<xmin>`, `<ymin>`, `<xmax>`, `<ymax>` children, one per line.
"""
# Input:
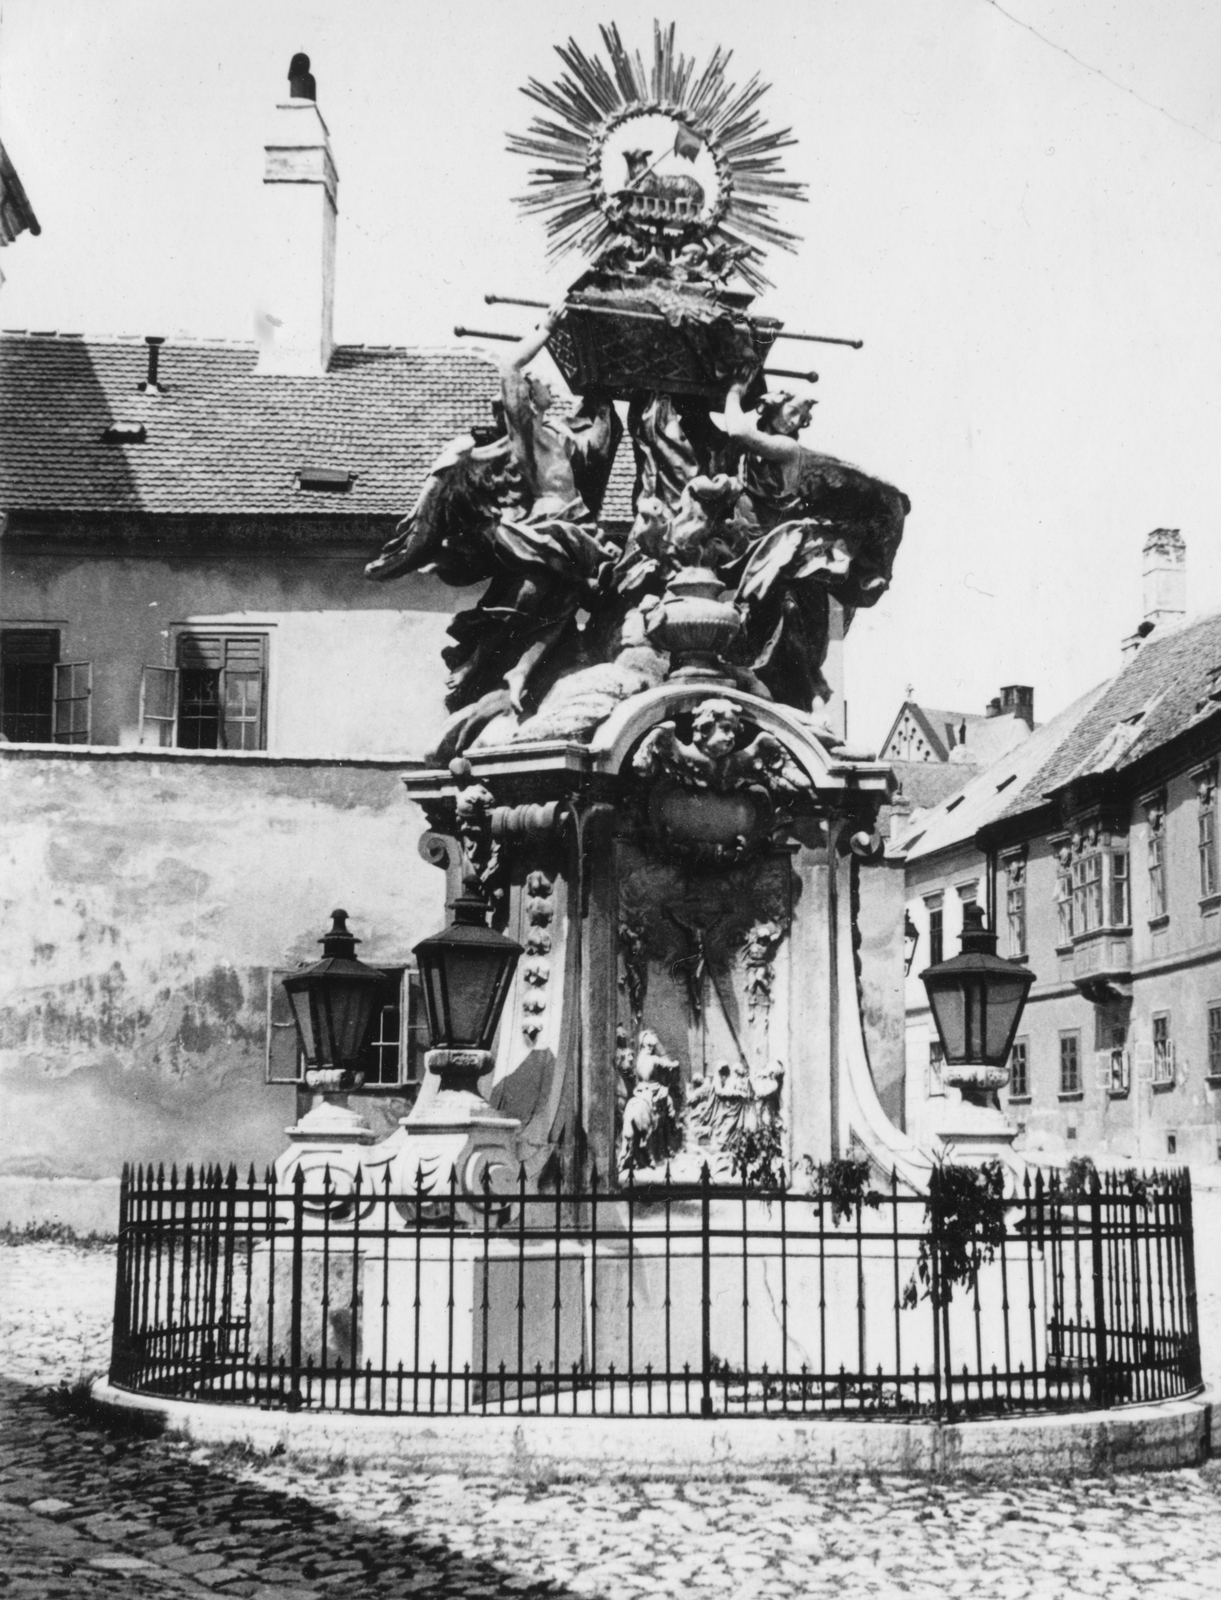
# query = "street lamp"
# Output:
<box><xmin>282</xmin><ymin>909</ymin><xmax>384</xmax><ymax>1092</ymax></box>
<box><xmin>903</xmin><ymin>912</ymin><xmax>919</xmax><ymax>976</ymax></box>
<box><xmin>919</xmin><ymin>903</ymin><xmax>1034</xmax><ymax>1099</ymax></box>
<box><xmin>412</xmin><ymin>890</ymin><xmax>523</xmax><ymax>1092</ymax></box>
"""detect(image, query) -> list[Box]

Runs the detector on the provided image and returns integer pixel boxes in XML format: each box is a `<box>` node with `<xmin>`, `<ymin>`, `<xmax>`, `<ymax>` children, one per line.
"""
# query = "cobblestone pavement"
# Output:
<box><xmin>2</xmin><ymin>1192</ymin><xmax>1221</xmax><ymax>1600</ymax></box>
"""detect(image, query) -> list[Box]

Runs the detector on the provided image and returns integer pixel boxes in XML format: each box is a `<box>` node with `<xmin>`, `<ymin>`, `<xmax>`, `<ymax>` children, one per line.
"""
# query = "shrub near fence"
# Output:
<box><xmin>108</xmin><ymin>1161</ymin><xmax>1201</xmax><ymax>1421</ymax></box>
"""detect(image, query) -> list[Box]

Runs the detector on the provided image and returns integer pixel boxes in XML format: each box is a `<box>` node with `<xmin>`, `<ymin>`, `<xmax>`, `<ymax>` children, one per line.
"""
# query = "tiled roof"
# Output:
<box><xmin>0</xmin><ymin>332</ymin><xmax>499</xmax><ymax>518</ymax></box>
<box><xmin>888</xmin><ymin>759</ymin><xmax>978</xmax><ymax>814</ymax></box>
<box><xmin>994</xmin><ymin>610</ymin><xmax>1221</xmax><ymax>821</ymax></box>
<box><xmin>0</xmin><ymin>332</ymin><xmax>638</xmax><ymax>525</ymax></box>
<box><xmin>891</xmin><ymin>681</ymin><xmax>1110</xmax><ymax>862</ymax></box>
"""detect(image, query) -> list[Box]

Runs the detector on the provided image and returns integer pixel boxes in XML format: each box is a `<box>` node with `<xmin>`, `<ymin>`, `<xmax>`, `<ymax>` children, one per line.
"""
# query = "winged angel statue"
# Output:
<box><xmin>366</xmin><ymin>24</ymin><xmax>909</xmax><ymax>757</ymax></box>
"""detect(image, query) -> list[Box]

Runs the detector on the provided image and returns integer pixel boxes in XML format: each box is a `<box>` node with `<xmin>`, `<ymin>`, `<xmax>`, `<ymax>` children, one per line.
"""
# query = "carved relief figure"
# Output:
<box><xmin>742</xmin><ymin>918</ymin><xmax>785</xmax><ymax>1025</ymax></box>
<box><xmin>617</xmin><ymin>1029</ymin><xmax>682</xmax><ymax>1173</ymax></box>
<box><xmin>684</xmin><ymin>1057</ymin><xmax>785</xmax><ymax>1179</ymax></box>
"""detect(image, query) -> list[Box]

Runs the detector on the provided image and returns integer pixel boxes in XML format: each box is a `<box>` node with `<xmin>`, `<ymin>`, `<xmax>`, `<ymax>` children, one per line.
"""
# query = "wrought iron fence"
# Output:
<box><xmin>108</xmin><ymin>1162</ymin><xmax>1201</xmax><ymax>1421</ymax></box>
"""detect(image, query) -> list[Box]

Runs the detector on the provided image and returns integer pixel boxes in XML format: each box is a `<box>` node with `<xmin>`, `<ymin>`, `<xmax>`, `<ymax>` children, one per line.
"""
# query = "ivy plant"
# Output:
<box><xmin>800</xmin><ymin>1154</ymin><xmax>881</xmax><ymax>1225</ymax></box>
<box><xmin>903</xmin><ymin>1160</ymin><xmax>1007</xmax><ymax>1309</ymax></box>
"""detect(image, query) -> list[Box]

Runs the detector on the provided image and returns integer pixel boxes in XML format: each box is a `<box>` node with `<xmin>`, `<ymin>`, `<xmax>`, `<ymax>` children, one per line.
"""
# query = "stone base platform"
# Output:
<box><xmin>91</xmin><ymin>1379</ymin><xmax>1214</xmax><ymax>1480</ymax></box>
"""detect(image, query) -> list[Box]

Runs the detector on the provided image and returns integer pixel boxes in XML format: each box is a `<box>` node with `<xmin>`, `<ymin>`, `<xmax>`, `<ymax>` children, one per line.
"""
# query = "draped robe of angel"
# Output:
<box><xmin>720</xmin><ymin>381</ymin><xmax>909</xmax><ymax>714</ymax></box>
<box><xmin>364</xmin><ymin>312</ymin><xmax>622</xmax><ymax>748</ymax></box>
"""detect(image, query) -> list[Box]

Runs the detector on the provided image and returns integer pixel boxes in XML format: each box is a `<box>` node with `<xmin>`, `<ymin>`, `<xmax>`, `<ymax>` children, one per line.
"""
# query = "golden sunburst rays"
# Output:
<box><xmin>507</xmin><ymin>21</ymin><xmax>806</xmax><ymax>291</ymax></box>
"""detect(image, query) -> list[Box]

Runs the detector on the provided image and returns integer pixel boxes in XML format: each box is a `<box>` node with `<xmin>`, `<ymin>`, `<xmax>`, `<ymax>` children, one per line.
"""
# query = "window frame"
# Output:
<box><xmin>1008</xmin><ymin>1036</ymin><xmax>1030</xmax><ymax>1101</ymax></box>
<box><xmin>924</xmin><ymin>893</ymin><xmax>944</xmax><ymax>968</ymax></box>
<box><xmin>1053</xmin><ymin>844</ymin><xmax>1074</xmax><ymax>946</ymax></box>
<box><xmin>1201</xmin><ymin>802</ymin><xmax>1218</xmax><ymax>897</ymax></box>
<box><xmin>1151</xmin><ymin>1011</ymin><xmax>1174</xmax><ymax>1088</ymax></box>
<box><xmin>927</xmin><ymin>1039</ymin><xmax>945</xmax><ymax>1099</ymax></box>
<box><xmin>1001</xmin><ymin>852</ymin><xmax>1027</xmax><ymax>960</ymax></box>
<box><xmin>1207</xmin><ymin>1002</ymin><xmax>1221</xmax><ymax>1083</ymax></box>
<box><xmin>1066</xmin><ymin>835</ymin><xmax>1130</xmax><ymax>938</ymax></box>
<box><xmin>1058</xmin><ymin>1030</ymin><xmax>1082</xmax><ymax>1097</ymax></box>
<box><xmin>142</xmin><ymin>629</ymin><xmax>270</xmax><ymax>751</ymax></box>
<box><xmin>1196</xmin><ymin>765</ymin><xmax>1219</xmax><ymax>900</ymax></box>
<box><xmin>1</xmin><ymin>627</ymin><xmax>59</xmax><ymax>743</ymax></box>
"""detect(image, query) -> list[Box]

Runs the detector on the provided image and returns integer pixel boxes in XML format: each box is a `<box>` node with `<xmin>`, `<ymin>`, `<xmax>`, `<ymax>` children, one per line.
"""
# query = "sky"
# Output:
<box><xmin>2</xmin><ymin>0</ymin><xmax>1220</xmax><ymax>747</ymax></box>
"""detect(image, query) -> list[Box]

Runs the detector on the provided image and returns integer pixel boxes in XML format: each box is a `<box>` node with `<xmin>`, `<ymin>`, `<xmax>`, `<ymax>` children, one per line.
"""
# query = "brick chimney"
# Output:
<box><xmin>1123</xmin><ymin>529</ymin><xmax>1186</xmax><ymax>663</ymax></box>
<box><xmin>255</xmin><ymin>54</ymin><xmax>337</xmax><ymax>376</ymax></box>
<box><xmin>1000</xmin><ymin>685</ymin><xmax>1034</xmax><ymax>727</ymax></box>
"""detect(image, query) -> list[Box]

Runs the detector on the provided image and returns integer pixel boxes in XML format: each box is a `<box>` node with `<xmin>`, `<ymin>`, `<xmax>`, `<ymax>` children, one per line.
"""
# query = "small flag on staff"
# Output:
<box><xmin>673</xmin><ymin>124</ymin><xmax>702</xmax><ymax>162</ymax></box>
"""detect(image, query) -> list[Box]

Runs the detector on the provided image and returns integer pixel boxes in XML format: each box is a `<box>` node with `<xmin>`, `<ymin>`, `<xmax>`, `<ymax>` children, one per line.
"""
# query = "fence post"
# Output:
<box><xmin>109</xmin><ymin>1162</ymin><xmax>132</xmax><ymax>1385</ymax></box>
<box><xmin>700</xmin><ymin>1163</ymin><xmax>713</xmax><ymax>1419</ymax></box>
<box><xmin>288</xmin><ymin>1164</ymin><xmax>305</xmax><ymax>1410</ymax></box>
<box><xmin>1181</xmin><ymin>1171</ymin><xmax>1203</xmax><ymax>1389</ymax></box>
<box><xmin>928</xmin><ymin>1167</ymin><xmax>943</xmax><ymax>1422</ymax></box>
<box><xmin>1089</xmin><ymin>1168</ymin><xmax>1110</xmax><ymax>1408</ymax></box>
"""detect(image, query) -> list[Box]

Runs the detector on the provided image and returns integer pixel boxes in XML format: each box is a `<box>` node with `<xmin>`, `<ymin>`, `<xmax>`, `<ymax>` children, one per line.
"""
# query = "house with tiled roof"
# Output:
<box><xmin>0</xmin><ymin>329</ymin><xmax>501</xmax><ymax>755</ymax></box>
<box><xmin>0</xmin><ymin>62</ymin><xmax>594</xmax><ymax>1227</ymax></box>
<box><xmin>896</xmin><ymin>528</ymin><xmax>1221</xmax><ymax>1171</ymax></box>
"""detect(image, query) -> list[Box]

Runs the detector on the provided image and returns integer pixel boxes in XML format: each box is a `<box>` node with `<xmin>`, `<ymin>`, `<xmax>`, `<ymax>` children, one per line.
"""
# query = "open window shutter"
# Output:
<box><xmin>1134</xmin><ymin>1039</ymin><xmax>1154</xmax><ymax>1083</ymax></box>
<box><xmin>140</xmin><ymin>666</ymin><xmax>179</xmax><ymax>746</ymax></box>
<box><xmin>266</xmin><ymin>968</ymin><xmax>303</xmax><ymax>1084</ymax></box>
<box><xmin>53</xmin><ymin>662</ymin><xmax>92</xmax><ymax>743</ymax></box>
<box><xmin>404</xmin><ymin>965</ymin><xmax>427</xmax><ymax>1086</ymax></box>
<box><xmin>221</xmin><ymin>635</ymin><xmax>266</xmax><ymax>751</ymax></box>
<box><xmin>178</xmin><ymin>634</ymin><xmax>225</xmax><ymax>669</ymax></box>
<box><xmin>1094</xmin><ymin>1052</ymin><xmax>1112</xmax><ymax>1090</ymax></box>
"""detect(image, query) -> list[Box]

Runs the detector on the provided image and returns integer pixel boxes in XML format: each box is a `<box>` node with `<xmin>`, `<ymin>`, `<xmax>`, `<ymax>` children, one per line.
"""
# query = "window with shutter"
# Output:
<box><xmin>142</xmin><ymin>633</ymin><xmax>268</xmax><ymax>750</ymax></box>
<box><xmin>140</xmin><ymin>666</ymin><xmax>180</xmax><ymax>746</ymax></box>
<box><xmin>53</xmin><ymin>662</ymin><xmax>93</xmax><ymax>744</ymax></box>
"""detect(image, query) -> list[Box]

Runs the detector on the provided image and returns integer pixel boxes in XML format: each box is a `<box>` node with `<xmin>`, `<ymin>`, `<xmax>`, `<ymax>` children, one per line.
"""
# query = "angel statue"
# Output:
<box><xmin>366</xmin><ymin>306</ymin><xmax>623</xmax><ymax>756</ymax></box>
<box><xmin>718</xmin><ymin>379</ymin><xmax>910</xmax><ymax>717</ymax></box>
<box><xmin>633</xmin><ymin>697</ymin><xmax>813</xmax><ymax>798</ymax></box>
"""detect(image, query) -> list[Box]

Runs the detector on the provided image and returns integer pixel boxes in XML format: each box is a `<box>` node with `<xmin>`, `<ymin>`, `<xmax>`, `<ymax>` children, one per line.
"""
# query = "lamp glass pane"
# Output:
<box><xmin>445</xmin><ymin>945</ymin><xmax>512</xmax><ymax>1047</ymax></box>
<box><xmin>286</xmin><ymin>986</ymin><xmax>318</xmax><ymax>1065</ymax></box>
<box><xmin>327</xmin><ymin>979</ymin><xmax>378</xmax><ymax>1064</ymax></box>
<box><xmin>929</xmin><ymin>978</ymin><xmax>966</xmax><ymax>1061</ymax></box>
<box><xmin>984</xmin><ymin>974</ymin><xmax>1030</xmax><ymax>1061</ymax></box>
<box><xmin>420</xmin><ymin>957</ymin><xmax>449</xmax><ymax>1046</ymax></box>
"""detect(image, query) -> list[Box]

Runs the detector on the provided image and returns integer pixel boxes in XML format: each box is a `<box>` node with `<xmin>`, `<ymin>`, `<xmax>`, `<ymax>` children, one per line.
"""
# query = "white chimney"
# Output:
<box><xmin>255</xmin><ymin>54</ymin><xmax>337</xmax><ymax>376</ymax></box>
<box><xmin>1122</xmin><ymin>528</ymin><xmax>1187</xmax><ymax>664</ymax></box>
<box><xmin>1142</xmin><ymin>528</ymin><xmax>1186</xmax><ymax>629</ymax></box>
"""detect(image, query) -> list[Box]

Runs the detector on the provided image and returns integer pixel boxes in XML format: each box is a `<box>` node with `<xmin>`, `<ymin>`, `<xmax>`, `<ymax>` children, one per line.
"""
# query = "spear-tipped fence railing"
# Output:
<box><xmin>108</xmin><ymin>1162</ymin><xmax>1201</xmax><ymax>1421</ymax></box>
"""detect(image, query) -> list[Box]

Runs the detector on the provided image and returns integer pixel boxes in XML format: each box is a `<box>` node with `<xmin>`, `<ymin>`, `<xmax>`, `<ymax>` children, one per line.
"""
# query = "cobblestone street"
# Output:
<box><xmin>3</xmin><ymin>1214</ymin><xmax>1221</xmax><ymax>1599</ymax></box>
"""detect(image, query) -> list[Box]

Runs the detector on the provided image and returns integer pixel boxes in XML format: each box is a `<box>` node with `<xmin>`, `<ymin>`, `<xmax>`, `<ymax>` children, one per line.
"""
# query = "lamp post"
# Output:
<box><xmin>280</xmin><ymin>908</ymin><xmax>383</xmax><ymax>1146</ymax></box>
<box><xmin>391</xmin><ymin>885</ymin><xmax>525</xmax><ymax>1199</ymax></box>
<box><xmin>919</xmin><ymin>902</ymin><xmax>1034</xmax><ymax>1167</ymax></box>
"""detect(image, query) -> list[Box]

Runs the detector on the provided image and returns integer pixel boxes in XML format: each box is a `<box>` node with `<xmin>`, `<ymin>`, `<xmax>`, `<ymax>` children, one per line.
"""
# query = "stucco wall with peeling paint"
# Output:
<box><xmin>0</xmin><ymin>749</ymin><xmax>444</xmax><ymax>1214</ymax></box>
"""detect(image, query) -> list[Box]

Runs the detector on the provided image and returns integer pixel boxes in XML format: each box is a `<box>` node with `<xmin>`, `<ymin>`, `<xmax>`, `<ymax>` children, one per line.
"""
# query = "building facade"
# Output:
<box><xmin>898</xmin><ymin>533</ymin><xmax>1221</xmax><ymax>1170</ymax></box>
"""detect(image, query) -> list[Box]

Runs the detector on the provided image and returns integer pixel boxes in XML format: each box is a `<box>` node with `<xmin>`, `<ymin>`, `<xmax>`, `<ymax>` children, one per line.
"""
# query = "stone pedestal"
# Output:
<box><xmin>389</xmin><ymin>1049</ymin><xmax>522</xmax><ymax>1200</ymax></box>
<box><xmin>932</xmin><ymin>1066</ymin><xmax>1024</xmax><ymax>1178</ymax></box>
<box><xmin>275</xmin><ymin>1093</ymin><xmax>377</xmax><ymax>1190</ymax></box>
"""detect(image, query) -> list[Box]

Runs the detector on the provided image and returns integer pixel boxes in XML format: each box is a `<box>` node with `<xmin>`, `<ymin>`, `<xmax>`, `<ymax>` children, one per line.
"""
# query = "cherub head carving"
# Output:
<box><xmin>691</xmin><ymin>698</ymin><xmax>742</xmax><ymax>760</ymax></box>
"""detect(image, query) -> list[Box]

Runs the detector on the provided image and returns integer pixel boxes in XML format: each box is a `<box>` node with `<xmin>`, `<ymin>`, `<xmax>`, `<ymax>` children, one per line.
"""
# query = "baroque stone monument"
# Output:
<box><xmin>350</xmin><ymin>22</ymin><xmax>933</xmax><ymax>1198</ymax></box>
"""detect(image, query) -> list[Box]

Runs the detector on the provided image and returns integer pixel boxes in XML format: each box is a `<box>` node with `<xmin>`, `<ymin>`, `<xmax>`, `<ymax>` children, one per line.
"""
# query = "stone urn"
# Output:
<box><xmin>645</xmin><ymin>567</ymin><xmax>742</xmax><ymax>680</ymax></box>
